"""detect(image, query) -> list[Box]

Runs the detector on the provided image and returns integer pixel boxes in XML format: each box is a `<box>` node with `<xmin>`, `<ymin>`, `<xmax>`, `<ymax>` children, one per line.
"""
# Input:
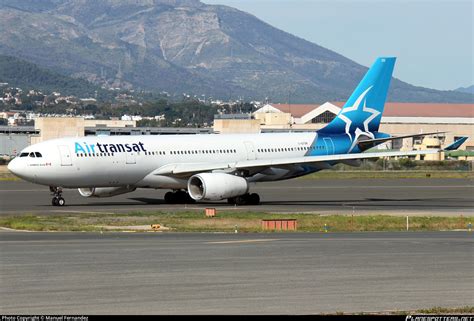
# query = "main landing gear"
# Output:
<box><xmin>50</xmin><ymin>186</ymin><xmax>65</xmax><ymax>206</ymax></box>
<box><xmin>164</xmin><ymin>190</ymin><xmax>196</xmax><ymax>204</ymax></box>
<box><xmin>227</xmin><ymin>193</ymin><xmax>260</xmax><ymax>206</ymax></box>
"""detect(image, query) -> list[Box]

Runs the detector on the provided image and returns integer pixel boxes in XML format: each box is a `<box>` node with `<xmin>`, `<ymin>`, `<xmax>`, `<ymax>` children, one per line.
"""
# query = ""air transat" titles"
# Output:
<box><xmin>74</xmin><ymin>142</ymin><xmax>147</xmax><ymax>154</ymax></box>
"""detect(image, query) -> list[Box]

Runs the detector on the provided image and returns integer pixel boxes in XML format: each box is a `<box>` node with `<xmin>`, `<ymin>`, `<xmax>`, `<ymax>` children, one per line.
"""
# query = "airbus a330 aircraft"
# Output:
<box><xmin>8</xmin><ymin>57</ymin><xmax>442</xmax><ymax>206</ymax></box>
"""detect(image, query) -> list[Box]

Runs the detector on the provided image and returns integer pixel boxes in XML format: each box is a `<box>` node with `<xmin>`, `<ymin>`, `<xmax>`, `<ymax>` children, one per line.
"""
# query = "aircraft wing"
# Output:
<box><xmin>152</xmin><ymin>149</ymin><xmax>439</xmax><ymax>178</ymax></box>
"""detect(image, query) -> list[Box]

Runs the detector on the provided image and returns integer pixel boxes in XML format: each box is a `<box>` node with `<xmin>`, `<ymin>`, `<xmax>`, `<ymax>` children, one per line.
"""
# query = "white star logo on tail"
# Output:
<box><xmin>338</xmin><ymin>86</ymin><xmax>381</xmax><ymax>152</ymax></box>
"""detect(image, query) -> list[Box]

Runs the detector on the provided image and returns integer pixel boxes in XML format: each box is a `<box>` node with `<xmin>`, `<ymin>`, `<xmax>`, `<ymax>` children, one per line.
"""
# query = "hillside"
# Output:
<box><xmin>0</xmin><ymin>55</ymin><xmax>106</xmax><ymax>98</ymax></box>
<box><xmin>0</xmin><ymin>0</ymin><xmax>471</xmax><ymax>103</ymax></box>
<box><xmin>455</xmin><ymin>85</ymin><xmax>474</xmax><ymax>94</ymax></box>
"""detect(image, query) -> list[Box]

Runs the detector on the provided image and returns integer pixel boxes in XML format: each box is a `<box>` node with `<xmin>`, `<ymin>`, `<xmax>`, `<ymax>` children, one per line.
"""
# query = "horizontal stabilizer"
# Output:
<box><xmin>444</xmin><ymin>137</ymin><xmax>468</xmax><ymax>151</ymax></box>
<box><xmin>357</xmin><ymin>131</ymin><xmax>447</xmax><ymax>151</ymax></box>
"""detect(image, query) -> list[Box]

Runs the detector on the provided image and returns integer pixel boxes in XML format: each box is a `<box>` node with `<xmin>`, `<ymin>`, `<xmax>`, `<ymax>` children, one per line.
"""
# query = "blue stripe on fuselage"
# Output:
<box><xmin>304</xmin><ymin>132</ymin><xmax>392</xmax><ymax>156</ymax></box>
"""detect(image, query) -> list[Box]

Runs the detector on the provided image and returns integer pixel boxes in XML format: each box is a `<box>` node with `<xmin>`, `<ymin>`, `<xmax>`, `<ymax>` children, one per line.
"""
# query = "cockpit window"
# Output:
<box><xmin>19</xmin><ymin>152</ymin><xmax>29</xmax><ymax>157</ymax></box>
<box><xmin>29</xmin><ymin>152</ymin><xmax>36</xmax><ymax>158</ymax></box>
<box><xmin>34</xmin><ymin>152</ymin><xmax>42</xmax><ymax>158</ymax></box>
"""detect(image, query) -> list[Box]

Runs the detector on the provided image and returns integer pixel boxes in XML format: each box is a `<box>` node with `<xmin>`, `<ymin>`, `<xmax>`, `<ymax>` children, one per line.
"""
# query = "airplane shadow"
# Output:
<box><xmin>121</xmin><ymin>197</ymin><xmax>469</xmax><ymax>210</ymax></box>
<box><xmin>261</xmin><ymin>198</ymin><xmax>468</xmax><ymax>209</ymax></box>
<box><xmin>39</xmin><ymin>197</ymin><xmax>470</xmax><ymax>210</ymax></box>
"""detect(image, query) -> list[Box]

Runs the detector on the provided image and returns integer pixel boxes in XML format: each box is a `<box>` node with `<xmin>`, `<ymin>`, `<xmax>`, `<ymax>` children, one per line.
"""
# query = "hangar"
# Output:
<box><xmin>249</xmin><ymin>102</ymin><xmax>474</xmax><ymax>151</ymax></box>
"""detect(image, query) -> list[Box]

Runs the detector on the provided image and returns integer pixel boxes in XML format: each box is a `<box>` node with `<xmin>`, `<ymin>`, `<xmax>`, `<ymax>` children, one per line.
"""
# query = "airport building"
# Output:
<box><xmin>0</xmin><ymin>117</ymin><xmax>213</xmax><ymax>156</ymax></box>
<box><xmin>214</xmin><ymin>102</ymin><xmax>474</xmax><ymax>152</ymax></box>
<box><xmin>1</xmin><ymin>102</ymin><xmax>473</xmax><ymax>160</ymax></box>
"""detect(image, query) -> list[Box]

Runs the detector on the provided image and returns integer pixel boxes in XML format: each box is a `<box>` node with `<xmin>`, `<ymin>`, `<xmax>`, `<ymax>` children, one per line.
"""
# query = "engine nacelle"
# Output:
<box><xmin>78</xmin><ymin>186</ymin><xmax>136</xmax><ymax>198</ymax></box>
<box><xmin>187</xmin><ymin>173</ymin><xmax>249</xmax><ymax>201</ymax></box>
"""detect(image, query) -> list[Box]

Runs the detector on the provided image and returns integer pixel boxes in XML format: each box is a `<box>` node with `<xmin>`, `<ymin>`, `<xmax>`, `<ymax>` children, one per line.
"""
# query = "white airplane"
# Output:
<box><xmin>8</xmin><ymin>57</ymin><xmax>441</xmax><ymax>206</ymax></box>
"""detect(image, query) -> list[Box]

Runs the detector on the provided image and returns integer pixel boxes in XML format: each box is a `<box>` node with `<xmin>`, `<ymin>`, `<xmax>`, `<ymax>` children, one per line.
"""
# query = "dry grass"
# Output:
<box><xmin>0</xmin><ymin>211</ymin><xmax>471</xmax><ymax>233</ymax></box>
<box><xmin>301</xmin><ymin>170</ymin><xmax>474</xmax><ymax>179</ymax></box>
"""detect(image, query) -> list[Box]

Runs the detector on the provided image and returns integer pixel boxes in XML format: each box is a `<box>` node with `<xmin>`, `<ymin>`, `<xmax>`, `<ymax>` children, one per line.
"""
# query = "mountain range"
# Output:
<box><xmin>455</xmin><ymin>85</ymin><xmax>474</xmax><ymax>95</ymax></box>
<box><xmin>0</xmin><ymin>54</ymin><xmax>107</xmax><ymax>98</ymax></box>
<box><xmin>0</xmin><ymin>0</ymin><xmax>472</xmax><ymax>103</ymax></box>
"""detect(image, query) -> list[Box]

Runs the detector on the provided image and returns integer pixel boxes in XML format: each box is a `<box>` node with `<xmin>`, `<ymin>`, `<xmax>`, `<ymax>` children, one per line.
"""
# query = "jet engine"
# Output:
<box><xmin>78</xmin><ymin>186</ymin><xmax>136</xmax><ymax>198</ymax></box>
<box><xmin>187</xmin><ymin>173</ymin><xmax>248</xmax><ymax>201</ymax></box>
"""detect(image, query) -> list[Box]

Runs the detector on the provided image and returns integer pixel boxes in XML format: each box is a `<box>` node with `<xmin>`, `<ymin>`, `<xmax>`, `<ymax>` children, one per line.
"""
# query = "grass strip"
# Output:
<box><xmin>333</xmin><ymin>306</ymin><xmax>474</xmax><ymax>315</ymax></box>
<box><xmin>0</xmin><ymin>211</ymin><xmax>472</xmax><ymax>233</ymax></box>
<box><xmin>300</xmin><ymin>170</ymin><xmax>474</xmax><ymax>179</ymax></box>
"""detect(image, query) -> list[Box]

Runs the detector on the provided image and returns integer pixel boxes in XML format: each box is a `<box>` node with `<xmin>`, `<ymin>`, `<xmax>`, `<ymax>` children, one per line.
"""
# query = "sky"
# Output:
<box><xmin>203</xmin><ymin>0</ymin><xmax>473</xmax><ymax>91</ymax></box>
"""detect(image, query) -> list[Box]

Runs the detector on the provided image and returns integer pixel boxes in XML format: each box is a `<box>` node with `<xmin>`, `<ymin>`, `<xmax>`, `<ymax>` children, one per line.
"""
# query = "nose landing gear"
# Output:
<box><xmin>50</xmin><ymin>186</ymin><xmax>66</xmax><ymax>206</ymax></box>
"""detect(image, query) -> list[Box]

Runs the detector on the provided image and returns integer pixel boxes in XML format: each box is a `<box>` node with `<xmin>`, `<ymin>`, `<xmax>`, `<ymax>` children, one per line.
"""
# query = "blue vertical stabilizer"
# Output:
<box><xmin>319</xmin><ymin>57</ymin><xmax>396</xmax><ymax>135</ymax></box>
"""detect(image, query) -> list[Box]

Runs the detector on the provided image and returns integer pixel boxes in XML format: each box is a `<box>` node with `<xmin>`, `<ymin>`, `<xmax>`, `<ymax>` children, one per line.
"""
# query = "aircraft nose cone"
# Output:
<box><xmin>7</xmin><ymin>158</ymin><xmax>23</xmax><ymax>177</ymax></box>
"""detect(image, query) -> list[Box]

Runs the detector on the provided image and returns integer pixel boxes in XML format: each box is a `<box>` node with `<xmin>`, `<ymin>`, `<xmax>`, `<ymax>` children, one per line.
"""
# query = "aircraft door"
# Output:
<box><xmin>244</xmin><ymin>141</ymin><xmax>256</xmax><ymax>160</ymax></box>
<box><xmin>126</xmin><ymin>151</ymin><xmax>136</xmax><ymax>164</ymax></box>
<box><xmin>58</xmin><ymin>145</ymin><xmax>73</xmax><ymax>166</ymax></box>
<box><xmin>323</xmin><ymin>138</ymin><xmax>335</xmax><ymax>155</ymax></box>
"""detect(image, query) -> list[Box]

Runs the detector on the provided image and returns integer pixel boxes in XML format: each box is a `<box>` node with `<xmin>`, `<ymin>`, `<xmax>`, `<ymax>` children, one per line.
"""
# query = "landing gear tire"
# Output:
<box><xmin>229</xmin><ymin>193</ymin><xmax>260</xmax><ymax>206</ymax></box>
<box><xmin>249</xmin><ymin>193</ymin><xmax>260</xmax><ymax>205</ymax></box>
<box><xmin>50</xmin><ymin>187</ymin><xmax>66</xmax><ymax>206</ymax></box>
<box><xmin>57</xmin><ymin>197</ymin><xmax>65</xmax><ymax>206</ymax></box>
<box><xmin>52</xmin><ymin>196</ymin><xmax>65</xmax><ymax>206</ymax></box>
<box><xmin>164</xmin><ymin>192</ymin><xmax>174</xmax><ymax>203</ymax></box>
<box><xmin>164</xmin><ymin>190</ymin><xmax>196</xmax><ymax>204</ymax></box>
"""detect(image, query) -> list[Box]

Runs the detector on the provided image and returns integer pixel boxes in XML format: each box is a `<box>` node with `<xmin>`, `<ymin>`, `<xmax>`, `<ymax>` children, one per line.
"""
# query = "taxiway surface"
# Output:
<box><xmin>1</xmin><ymin>231</ymin><xmax>472</xmax><ymax>314</ymax></box>
<box><xmin>1</xmin><ymin>178</ymin><xmax>473</xmax><ymax>216</ymax></box>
